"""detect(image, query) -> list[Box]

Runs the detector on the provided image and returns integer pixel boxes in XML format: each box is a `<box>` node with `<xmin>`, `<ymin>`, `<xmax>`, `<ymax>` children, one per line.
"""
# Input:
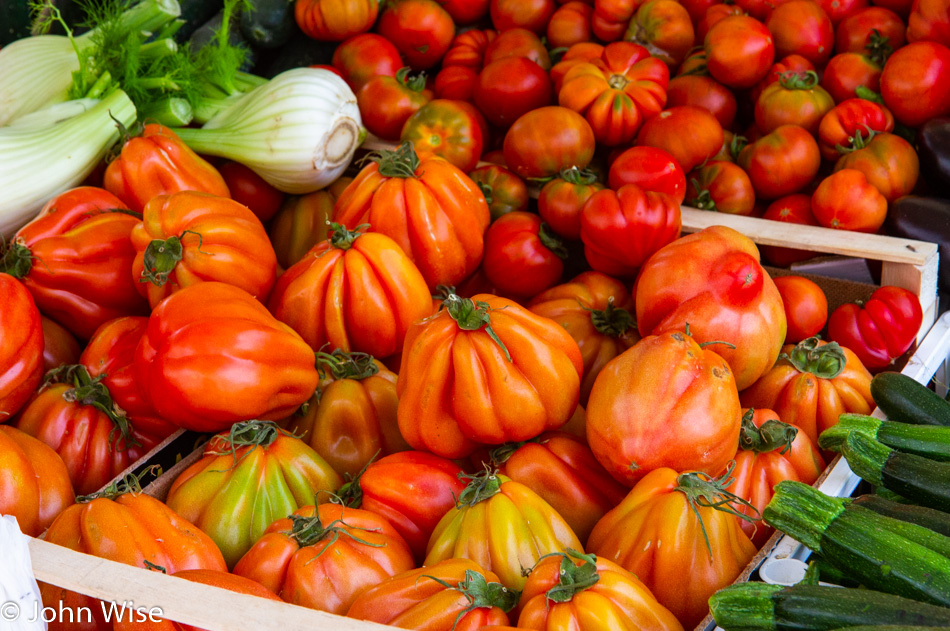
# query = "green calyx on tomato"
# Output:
<box><xmin>44</xmin><ymin>364</ymin><xmax>139</xmax><ymax>450</ymax></box>
<box><xmin>674</xmin><ymin>464</ymin><xmax>760</xmax><ymax>558</ymax></box>
<box><xmin>328</xmin><ymin>452</ymin><xmax>381</xmax><ymax>510</ymax></box>
<box><xmin>689</xmin><ymin>183</ymin><xmax>719</xmax><ymax>212</ymax></box>
<box><xmin>0</xmin><ymin>238</ymin><xmax>34</xmax><ymax>278</ymax></box>
<box><xmin>315</xmin><ymin>349</ymin><xmax>380</xmax><ymax>381</ymax></box>
<box><xmin>488</xmin><ymin>436</ymin><xmax>545</xmax><ymax>466</ymax></box>
<box><xmin>538</xmin><ymin>549</ymin><xmax>600</xmax><ymax>603</ymax></box>
<box><xmin>443</xmin><ymin>294</ymin><xmax>512</xmax><ymax>362</ymax></box>
<box><xmin>286</xmin><ymin>509</ymin><xmax>385</xmax><ymax>551</ymax></box>
<box><xmin>738</xmin><ymin>409</ymin><xmax>798</xmax><ymax>455</ymax></box>
<box><xmin>455</xmin><ymin>467</ymin><xmax>503</xmax><ymax>507</ymax></box>
<box><xmin>865</xmin><ymin>30</ymin><xmax>893</xmax><ymax>67</ymax></box>
<box><xmin>328</xmin><ymin>222</ymin><xmax>369</xmax><ymax>250</ymax></box>
<box><xmin>207</xmin><ymin>420</ymin><xmax>286</xmax><ymax>470</ymax></box>
<box><xmin>140</xmin><ymin>229</ymin><xmax>205</xmax><ymax>286</ymax></box>
<box><xmin>777</xmin><ymin>70</ymin><xmax>820</xmax><ymax>91</ymax></box>
<box><xmin>581</xmin><ymin>297</ymin><xmax>636</xmax><ymax>338</ymax></box>
<box><xmin>475</xmin><ymin>180</ymin><xmax>494</xmax><ymax>205</ymax></box>
<box><xmin>364</xmin><ymin>141</ymin><xmax>420</xmax><ymax>179</ymax></box>
<box><xmin>423</xmin><ymin>569</ymin><xmax>519</xmax><ymax>627</ymax></box>
<box><xmin>559</xmin><ymin>166</ymin><xmax>599</xmax><ymax>186</ymax></box>
<box><xmin>729</xmin><ymin>134</ymin><xmax>748</xmax><ymax>161</ymax></box>
<box><xmin>855</xmin><ymin>85</ymin><xmax>884</xmax><ymax>106</ymax></box>
<box><xmin>395</xmin><ymin>66</ymin><xmax>428</xmax><ymax>93</ymax></box>
<box><xmin>538</xmin><ymin>222</ymin><xmax>569</xmax><ymax>260</ymax></box>
<box><xmin>780</xmin><ymin>336</ymin><xmax>847</xmax><ymax>379</ymax></box>
<box><xmin>75</xmin><ymin>464</ymin><xmax>161</xmax><ymax>503</ymax></box>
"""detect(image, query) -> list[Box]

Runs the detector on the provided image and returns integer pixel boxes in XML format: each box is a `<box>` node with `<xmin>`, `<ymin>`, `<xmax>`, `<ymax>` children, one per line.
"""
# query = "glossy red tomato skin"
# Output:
<box><xmin>580</xmin><ymin>185</ymin><xmax>682</xmax><ymax>279</ymax></box>
<box><xmin>773</xmin><ymin>276</ymin><xmax>828</xmax><ymax>343</ymax></box>
<box><xmin>818</xmin><ymin>0</ymin><xmax>870</xmax><ymax>26</ymax></box>
<box><xmin>538</xmin><ymin>169</ymin><xmax>605</xmax><ymax>240</ymax></box>
<box><xmin>685</xmin><ymin>160</ymin><xmax>757</xmax><ymax>216</ymax></box>
<box><xmin>332</xmin><ymin>33</ymin><xmax>404</xmax><ymax>93</ymax></box>
<box><xmin>817</xmin><ymin>98</ymin><xmax>895</xmax><ymax>161</ymax></box>
<box><xmin>608</xmin><ymin>146</ymin><xmax>686</xmax><ymax>203</ymax></box>
<box><xmin>820</xmin><ymin>52</ymin><xmax>883</xmax><ymax>103</ymax></box>
<box><xmin>827</xmin><ymin>286</ymin><xmax>924</xmax><ymax>370</ymax></box>
<box><xmin>357</xmin><ymin>69</ymin><xmax>432</xmax><ymax>141</ymax></box>
<box><xmin>11</xmin><ymin>187</ymin><xmax>150</xmax><ymax>341</ymax></box>
<box><xmin>0</xmin><ymin>275</ymin><xmax>44</xmax><ymax>420</ymax></box>
<box><xmin>40</xmin><ymin>317</ymin><xmax>80</xmax><ymax>372</ymax></box>
<box><xmin>835</xmin><ymin>6</ymin><xmax>906</xmax><ymax>53</ymax></box>
<box><xmin>907</xmin><ymin>0</ymin><xmax>950</xmax><ymax>46</ymax></box>
<box><xmin>483</xmin><ymin>27</ymin><xmax>552</xmax><ymax>70</ymax></box>
<box><xmin>765</xmin><ymin>0</ymin><xmax>835</xmax><ymax>67</ymax></box>
<box><xmin>439</xmin><ymin>0</ymin><xmax>491</xmax><ymax>24</ymax></box>
<box><xmin>376</xmin><ymin>0</ymin><xmax>456</xmax><ymax>70</ymax></box>
<box><xmin>490</xmin><ymin>0</ymin><xmax>557</xmax><ymax>33</ymax></box>
<box><xmin>666</xmin><ymin>74</ymin><xmax>738</xmax><ymax>129</ymax></box>
<box><xmin>218</xmin><ymin>161</ymin><xmax>284</xmax><ymax>223</ymax></box>
<box><xmin>704</xmin><ymin>15</ymin><xmax>776</xmax><ymax>89</ymax></box>
<box><xmin>547</xmin><ymin>1</ymin><xmax>595</xmax><ymax>48</ymax></box>
<box><xmin>294</xmin><ymin>0</ymin><xmax>379</xmax><ymax>41</ymax></box>
<box><xmin>754</xmin><ymin>72</ymin><xmax>835</xmax><ymax>136</ymax></box>
<box><xmin>751</xmin><ymin>54</ymin><xmax>816</xmax><ymax>105</ymax></box>
<box><xmin>502</xmin><ymin>106</ymin><xmax>596</xmax><ymax>179</ymax></box>
<box><xmin>880</xmin><ymin>41</ymin><xmax>950</xmax><ymax>127</ymax></box>
<box><xmin>482</xmin><ymin>212</ymin><xmax>565</xmax><ymax>299</ymax></box>
<box><xmin>738</xmin><ymin>124</ymin><xmax>822</xmax><ymax>200</ymax></box>
<box><xmin>400</xmin><ymin>99</ymin><xmax>486</xmax><ymax>173</ymax></box>
<box><xmin>759</xmin><ymin>194</ymin><xmax>821</xmax><ymax>267</ymax></box>
<box><xmin>833</xmin><ymin>132</ymin><xmax>919</xmax><ymax>203</ymax></box>
<box><xmin>636</xmin><ymin>105</ymin><xmax>724</xmax><ymax>172</ymax></box>
<box><xmin>811</xmin><ymin>168</ymin><xmax>888</xmax><ymax>233</ymax></box>
<box><xmin>474</xmin><ymin>57</ymin><xmax>554</xmax><ymax>128</ymax></box>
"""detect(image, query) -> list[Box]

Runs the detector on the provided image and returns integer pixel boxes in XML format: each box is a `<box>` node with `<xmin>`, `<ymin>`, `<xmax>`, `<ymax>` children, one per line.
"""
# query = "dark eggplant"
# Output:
<box><xmin>884</xmin><ymin>196</ymin><xmax>950</xmax><ymax>311</ymax></box>
<box><xmin>917</xmin><ymin>118</ymin><xmax>950</xmax><ymax>198</ymax></box>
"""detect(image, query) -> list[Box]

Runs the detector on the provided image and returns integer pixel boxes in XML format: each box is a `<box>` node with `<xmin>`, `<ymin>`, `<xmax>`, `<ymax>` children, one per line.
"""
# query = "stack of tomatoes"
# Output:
<box><xmin>1</xmin><ymin>0</ymin><xmax>942</xmax><ymax>628</ymax></box>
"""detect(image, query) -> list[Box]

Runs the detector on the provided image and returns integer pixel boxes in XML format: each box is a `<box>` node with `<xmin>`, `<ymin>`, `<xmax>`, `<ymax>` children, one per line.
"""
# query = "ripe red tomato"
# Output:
<box><xmin>766</xmin><ymin>0</ymin><xmax>835</xmax><ymax>67</ymax></box>
<box><xmin>491</xmin><ymin>0</ymin><xmax>557</xmax><ymax>33</ymax></box>
<box><xmin>686</xmin><ymin>161</ymin><xmax>757</xmax><ymax>216</ymax></box>
<box><xmin>666</xmin><ymin>74</ymin><xmax>738</xmax><ymax>129</ymax></box>
<box><xmin>538</xmin><ymin>167</ymin><xmax>605</xmax><ymax>240</ymax></box>
<box><xmin>0</xmin><ymin>274</ymin><xmax>43</xmax><ymax>420</ymax></box>
<box><xmin>755</xmin><ymin>70</ymin><xmax>835</xmax><ymax>135</ymax></box>
<box><xmin>558</xmin><ymin>41</ymin><xmax>670</xmax><ymax>147</ymax></box>
<box><xmin>637</xmin><ymin>105</ymin><xmax>724</xmax><ymax>172</ymax></box>
<box><xmin>40</xmin><ymin>317</ymin><xmax>79</xmax><ymax>372</ymax></box>
<box><xmin>484</xmin><ymin>27</ymin><xmax>552</xmax><ymax>70</ymax></box>
<box><xmin>817</xmin><ymin>97</ymin><xmax>895</xmax><ymax>160</ymax></box>
<box><xmin>442</xmin><ymin>28</ymin><xmax>497</xmax><ymax>69</ymax></box>
<box><xmin>833</xmin><ymin>131</ymin><xmax>919</xmax><ymax>202</ymax></box>
<box><xmin>880</xmin><ymin>41</ymin><xmax>950</xmax><ymax>127</ymax></box>
<box><xmin>738</xmin><ymin>124</ymin><xmax>822</xmax><ymax>200</ymax></box>
<box><xmin>818</xmin><ymin>0</ymin><xmax>870</xmax><ymax>26</ymax></box>
<box><xmin>0</xmin><ymin>425</ymin><xmax>73</xmax><ymax>537</ymax></box>
<box><xmin>331</xmin><ymin>33</ymin><xmax>404</xmax><ymax>93</ymax></box>
<box><xmin>751</xmin><ymin>54</ymin><xmax>816</xmax><ymax>104</ymax></box>
<box><xmin>474</xmin><ymin>57</ymin><xmax>554</xmax><ymax>128</ymax></box>
<box><xmin>217</xmin><ymin>161</ymin><xmax>284</xmax><ymax>222</ymax></box>
<box><xmin>908</xmin><ymin>0</ymin><xmax>950</xmax><ymax>46</ymax></box>
<box><xmin>547</xmin><ymin>1</ymin><xmax>595</xmax><ymax>48</ymax></box>
<box><xmin>580</xmin><ymin>185</ymin><xmax>682</xmax><ymax>279</ymax></box>
<box><xmin>820</xmin><ymin>51</ymin><xmax>883</xmax><ymax>103</ymax></box>
<box><xmin>773</xmin><ymin>275</ymin><xmax>829</xmax><ymax>343</ymax></box>
<box><xmin>835</xmin><ymin>6</ymin><xmax>906</xmax><ymax>53</ymax></box>
<box><xmin>550</xmin><ymin>41</ymin><xmax>606</xmax><ymax>92</ymax></box>
<box><xmin>433</xmin><ymin>65</ymin><xmax>477</xmax><ymax>101</ymax></box>
<box><xmin>759</xmin><ymin>194</ymin><xmax>821</xmax><ymax>267</ymax></box>
<box><xmin>828</xmin><ymin>286</ymin><xmax>923</xmax><ymax>370</ymax></box>
<box><xmin>295</xmin><ymin>0</ymin><xmax>378</xmax><ymax>41</ymax></box>
<box><xmin>357</xmin><ymin>67</ymin><xmax>432</xmax><ymax>141</ymax></box>
<box><xmin>608</xmin><ymin>146</ymin><xmax>686</xmax><ymax>203</ymax></box>
<box><xmin>376</xmin><ymin>0</ymin><xmax>455</xmax><ymax>70</ymax></box>
<box><xmin>697</xmin><ymin>3</ymin><xmax>745</xmax><ymax>41</ymax></box>
<box><xmin>400</xmin><ymin>99</ymin><xmax>486</xmax><ymax>173</ymax></box>
<box><xmin>812</xmin><ymin>168</ymin><xmax>888</xmax><ymax>232</ymax></box>
<box><xmin>704</xmin><ymin>15</ymin><xmax>776</xmax><ymax>89</ymax></box>
<box><xmin>502</xmin><ymin>105</ymin><xmax>596</xmax><ymax>178</ymax></box>
<box><xmin>469</xmin><ymin>164</ymin><xmax>530</xmax><ymax>220</ymax></box>
<box><xmin>625</xmin><ymin>0</ymin><xmax>697</xmax><ymax>68</ymax></box>
<box><xmin>482</xmin><ymin>212</ymin><xmax>567</xmax><ymax>299</ymax></box>
<box><xmin>269</xmin><ymin>177</ymin><xmax>350</xmax><ymax>269</ymax></box>
<box><xmin>438</xmin><ymin>0</ymin><xmax>491</xmax><ymax>24</ymax></box>
<box><xmin>592</xmin><ymin>0</ymin><xmax>639</xmax><ymax>41</ymax></box>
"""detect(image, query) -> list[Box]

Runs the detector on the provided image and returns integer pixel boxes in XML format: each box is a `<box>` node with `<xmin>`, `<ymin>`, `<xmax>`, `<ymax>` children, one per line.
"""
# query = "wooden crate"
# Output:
<box><xmin>23</xmin><ymin>207</ymin><xmax>941</xmax><ymax>631</ymax></box>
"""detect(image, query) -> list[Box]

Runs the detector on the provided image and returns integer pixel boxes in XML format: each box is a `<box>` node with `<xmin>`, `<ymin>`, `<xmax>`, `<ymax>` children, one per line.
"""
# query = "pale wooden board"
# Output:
<box><xmin>27</xmin><ymin>539</ymin><xmax>392</xmax><ymax>631</ymax></box>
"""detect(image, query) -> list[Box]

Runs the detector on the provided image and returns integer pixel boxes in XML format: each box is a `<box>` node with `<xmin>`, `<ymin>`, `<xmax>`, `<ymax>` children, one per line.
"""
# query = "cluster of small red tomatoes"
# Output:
<box><xmin>0</xmin><ymin>0</ymin><xmax>943</xmax><ymax>629</ymax></box>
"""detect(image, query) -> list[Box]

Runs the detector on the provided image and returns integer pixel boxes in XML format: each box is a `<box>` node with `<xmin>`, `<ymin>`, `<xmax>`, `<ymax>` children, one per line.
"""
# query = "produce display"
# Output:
<box><xmin>1</xmin><ymin>0</ymin><xmax>949</xmax><ymax>629</ymax></box>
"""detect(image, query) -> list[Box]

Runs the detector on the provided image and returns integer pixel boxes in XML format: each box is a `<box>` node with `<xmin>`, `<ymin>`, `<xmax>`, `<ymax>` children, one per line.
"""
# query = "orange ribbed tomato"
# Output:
<box><xmin>294</xmin><ymin>0</ymin><xmax>379</xmax><ymax>41</ymax></box>
<box><xmin>0</xmin><ymin>425</ymin><xmax>73</xmax><ymax>537</ymax></box>
<box><xmin>0</xmin><ymin>273</ymin><xmax>43</xmax><ymax>419</ymax></box>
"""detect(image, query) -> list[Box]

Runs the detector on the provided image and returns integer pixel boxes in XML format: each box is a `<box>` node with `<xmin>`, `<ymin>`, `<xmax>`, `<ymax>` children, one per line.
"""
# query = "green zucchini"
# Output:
<box><xmin>830</xmin><ymin>627</ymin><xmax>950</xmax><ymax>630</ymax></box>
<box><xmin>853</xmin><ymin>495</ymin><xmax>950</xmax><ymax>537</ymax></box>
<box><xmin>872</xmin><ymin>372</ymin><xmax>950</xmax><ymax>427</ymax></box>
<box><xmin>240</xmin><ymin>0</ymin><xmax>296</xmax><ymax>49</ymax></box>
<box><xmin>820</xmin><ymin>414</ymin><xmax>950</xmax><ymax>461</ymax></box>
<box><xmin>710</xmin><ymin>583</ymin><xmax>950</xmax><ymax>630</ymax></box>
<box><xmin>763</xmin><ymin>480</ymin><xmax>950</xmax><ymax>606</ymax></box>
<box><xmin>842</xmin><ymin>431</ymin><xmax>950</xmax><ymax>512</ymax></box>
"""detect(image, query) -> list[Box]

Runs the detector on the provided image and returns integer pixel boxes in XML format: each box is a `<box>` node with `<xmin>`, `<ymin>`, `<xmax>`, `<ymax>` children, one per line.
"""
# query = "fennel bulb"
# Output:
<box><xmin>0</xmin><ymin>89</ymin><xmax>137</xmax><ymax>238</ymax></box>
<box><xmin>0</xmin><ymin>0</ymin><xmax>180</xmax><ymax>126</ymax></box>
<box><xmin>173</xmin><ymin>68</ymin><xmax>363</xmax><ymax>194</ymax></box>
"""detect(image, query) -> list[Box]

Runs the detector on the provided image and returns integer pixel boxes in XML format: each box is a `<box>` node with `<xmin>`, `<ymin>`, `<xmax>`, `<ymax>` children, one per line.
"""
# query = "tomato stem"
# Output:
<box><xmin>779</xmin><ymin>336</ymin><xmax>847</xmax><ymax>379</ymax></box>
<box><xmin>206</xmin><ymin>420</ymin><xmax>288</xmax><ymax>471</ymax></box>
<box><xmin>442</xmin><ymin>294</ymin><xmax>512</xmax><ymax>362</ymax></box>
<box><xmin>777</xmin><ymin>70</ymin><xmax>819</xmax><ymax>90</ymax></box>
<box><xmin>538</xmin><ymin>222</ymin><xmax>569</xmax><ymax>260</ymax></box>
<box><xmin>0</xmin><ymin>238</ymin><xmax>34</xmax><ymax>278</ymax></box>
<box><xmin>395</xmin><ymin>66</ymin><xmax>427</xmax><ymax>92</ymax></box>
<box><xmin>45</xmin><ymin>364</ymin><xmax>140</xmax><ymax>451</ymax></box>
<box><xmin>738</xmin><ymin>409</ymin><xmax>798</xmax><ymax>454</ymax></box>
<box><xmin>315</xmin><ymin>349</ymin><xmax>379</xmax><ymax>381</ymax></box>
<box><xmin>455</xmin><ymin>467</ymin><xmax>503</xmax><ymax>507</ymax></box>
<box><xmin>558</xmin><ymin>166</ymin><xmax>599</xmax><ymax>186</ymax></box>
<box><xmin>328</xmin><ymin>222</ymin><xmax>368</xmax><ymax>250</ymax></box>
<box><xmin>580</xmin><ymin>297</ymin><xmax>636</xmax><ymax>338</ymax></box>
<box><xmin>75</xmin><ymin>464</ymin><xmax>162</xmax><ymax>503</ymax></box>
<box><xmin>363</xmin><ymin>141</ymin><xmax>420</xmax><ymax>179</ymax></box>
<box><xmin>140</xmin><ymin>230</ymin><xmax>207</xmax><ymax>286</ymax></box>
<box><xmin>288</xmin><ymin>509</ymin><xmax>386</xmax><ymax>552</ymax></box>
<box><xmin>539</xmin><ymin>549</ymin><xmax>600</xmax><ymax>603</ymax></box>
<box><xmin>421</xmin><ymin>569</ymin><xmax>519</xmax><ymax>630</ymax></box>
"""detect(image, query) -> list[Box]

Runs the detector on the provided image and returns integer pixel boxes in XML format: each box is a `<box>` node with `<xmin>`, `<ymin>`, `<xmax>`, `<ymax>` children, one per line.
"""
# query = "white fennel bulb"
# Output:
<box><xmin>172</xmin><ymin>67</ymin><xmax>363</xmax><ymax>194</ymax></box>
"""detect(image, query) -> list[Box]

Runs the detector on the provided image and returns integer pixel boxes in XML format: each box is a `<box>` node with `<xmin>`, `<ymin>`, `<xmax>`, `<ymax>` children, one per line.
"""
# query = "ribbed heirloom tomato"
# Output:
<box><xmin>817</xmin><ymin>98</ymin><xmax>894</xmax><ymax>160</ymax></box>
<box><xmin>538</xmin><ymin>167</ymin><xmax>605</xmax><ymax>240</ymax></box>
<box><xmin>827</xmin><ymin>286</ymin><xmax>924</xmax><ymax>371</ymax></box>
<box><xmin>469</xmin><ymin>164</ymin><xmax>530</xmax><ymax>220</ymax></box>
<box><xmin>607</xmin><ymin>146</ymin><xmax>686</xmax><ymax>202</ymax></box>
<box><xmin>738</xmin><ymin>124</ymin><xmax>821</xmax><ymax>200</ymax></box>
<box><xmin>268</xmin><ymin>177</ymin><xmax>351</xmax><ymax>269</ymax></box>
<box><xmin>4</xmin><ymin>187</ymin><xmax>149</xmax><ymax>340</ymax></box>
<box><xmin>333</xmin><ymin>142</ymin><xmax>491</xmax><ymax>289</ymax></box>
<box><xmin>586</xmin><ymin>328</ymin><xmax>742</xmax><ymax>486</ymax></box>
<box><xmin>398</xmin><ymin>294</ymin><xmax>583</xmax><ymax>459</ymax></box>
<box><xmin>482</xmin><ymin>211</ymin><xmax>567</xmax><ymax>299</ymax></box>
<box><xmin>134</xmin><ymin>282</ymin><xmax>319</xmax><ymax>433</ymax></box>
<box><xmin>357</xmin><ymin>67</ymin><xmax>433</xmax><ymax>141</ymax></box>
<box><xmin>295</xmin><ymin>0</ymin><xmax>378</xmax><ymax>41</ymax></box>
<box><xmin>502</xmin><ymin>106</ymin><xmax>596</xmax><ymax>179</ymax></box>
<box><xmin>268</xmin><ymin>223</ymin><xmax>432</xmax><ymax>359</ymax></box>
<box><xmin>625</xmin><ymin>0</ymin><xmax>696</xmax><ymax>68</ymax></box>
<box><xmin>0</xmin><ymin>425</ymin><xmax>73</xmax><ymax>537</ymax></box>
<box><xmin>401</xmin><ymin>99</ymin><xmax>487</xmax><ymax>173</ymax></box>
<box><xmin>104</xmin><ymin>124</ymin><xmax>229</xmax><ymax>213</ymax></box>
<box><xmin>0</xmin><ymin>273</ymin><xmax>44</xmax><ymax>419</ymax></box>
<box><xmin>376</xmin><ymin>0</ymin><xmax>456</xmax><ymax>70</ymax></box>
